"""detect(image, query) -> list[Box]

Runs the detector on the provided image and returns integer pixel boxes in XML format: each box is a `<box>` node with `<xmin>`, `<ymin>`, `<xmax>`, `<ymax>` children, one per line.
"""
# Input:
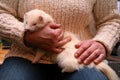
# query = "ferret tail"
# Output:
<box><xmin>95</xmin><ymin>62</ymin><xmax>120</xmax><ymax>80</ymax></box>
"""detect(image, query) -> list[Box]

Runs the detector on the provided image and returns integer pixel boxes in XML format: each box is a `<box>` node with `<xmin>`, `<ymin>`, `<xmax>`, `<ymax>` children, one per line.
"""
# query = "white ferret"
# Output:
<box><xmin>24</xmin><ymin>9</ymin><xmax>119</xmax><ymax>80</ymax></box>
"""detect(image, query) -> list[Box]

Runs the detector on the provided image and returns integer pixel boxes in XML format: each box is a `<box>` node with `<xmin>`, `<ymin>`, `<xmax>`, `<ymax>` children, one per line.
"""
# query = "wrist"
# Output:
<box><xmin>23</xmin><ymin>31</ymin><xmax>33</xmax><ymax>47</ymax></box>
<box><xmin>95</xmin><ymin>41</ymin><xmax>108</xmax><ymax>57</ymax></box>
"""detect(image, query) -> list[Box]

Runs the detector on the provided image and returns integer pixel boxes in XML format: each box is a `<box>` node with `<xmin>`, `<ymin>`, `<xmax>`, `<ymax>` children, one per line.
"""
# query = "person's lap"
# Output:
<box><xmin>0</xmin><ymin>57</ymin><xmax>108</xmax><ymax>80</ymax></box>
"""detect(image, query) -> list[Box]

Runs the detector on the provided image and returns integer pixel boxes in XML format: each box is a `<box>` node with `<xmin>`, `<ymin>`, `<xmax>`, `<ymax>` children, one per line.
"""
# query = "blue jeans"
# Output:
<box><xmin>0</xmin><ymin>57</ymin><xmax>108</xmax><ymax>80</ymax></box>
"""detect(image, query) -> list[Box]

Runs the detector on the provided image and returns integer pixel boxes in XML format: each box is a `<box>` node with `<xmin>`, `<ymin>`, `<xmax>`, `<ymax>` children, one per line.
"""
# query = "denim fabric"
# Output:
<box><xmin>0</xmin><ymin>57</ymin><xmax>108</xmax><ymax>80</ymax></box>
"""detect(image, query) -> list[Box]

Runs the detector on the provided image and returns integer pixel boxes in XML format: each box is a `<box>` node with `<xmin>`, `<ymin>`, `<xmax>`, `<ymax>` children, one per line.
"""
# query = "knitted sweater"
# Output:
<box><xmin>0</xmin><ymin>0</ymin><xmax>120</xmax><ymax>64</ymax></box>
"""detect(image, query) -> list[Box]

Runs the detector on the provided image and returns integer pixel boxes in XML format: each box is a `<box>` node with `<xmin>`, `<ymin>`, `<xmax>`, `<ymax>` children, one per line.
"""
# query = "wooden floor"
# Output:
<box><xmin>0</xmin><ymin>49</ymin><xmax>9</xmax><ymax>64</ymax></box>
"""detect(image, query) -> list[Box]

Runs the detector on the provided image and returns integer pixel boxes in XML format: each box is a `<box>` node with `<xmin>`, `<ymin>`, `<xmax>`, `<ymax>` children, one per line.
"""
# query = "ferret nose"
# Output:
<box><xmin>25</xmin><ymin>26</ymin><xmax>29</xmax><ymax>29</ymax></box>
<box><xmin>24</xmin><ymin>26</ymin><xmax>30</xmax><ymax>30</ymax></box>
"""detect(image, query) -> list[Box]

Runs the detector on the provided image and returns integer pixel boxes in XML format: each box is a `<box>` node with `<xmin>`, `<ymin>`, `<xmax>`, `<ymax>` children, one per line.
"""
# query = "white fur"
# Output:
<box><xmin>24</xmin><ymin>9</ymin><xmax>54</xmax><ymax>31</ymax></box>
<box><xmin>57</xmin><ymin>32</ymin><xmax>120</xmax><ymax>80</ymax></box>
<box><xmin>24</xmin><ymin>9</ymin><xmax>120</xmax><ymax>80</ymax></box>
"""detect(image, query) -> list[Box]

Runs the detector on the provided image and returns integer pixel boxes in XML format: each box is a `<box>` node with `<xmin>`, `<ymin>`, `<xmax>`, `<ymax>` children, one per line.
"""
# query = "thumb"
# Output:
<box><xmin>50</xmin><ymin>23</ymin><xmax>61</xmax><ymax>29</ymax></box>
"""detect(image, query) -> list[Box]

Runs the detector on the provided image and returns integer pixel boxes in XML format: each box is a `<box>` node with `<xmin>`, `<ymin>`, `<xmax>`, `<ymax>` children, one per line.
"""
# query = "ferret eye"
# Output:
<box><xmin>25</xmin><ymin>21</ymin><xmax>27</xmax><ymax>24</ymax></box>
<box><xmin>33</xmin><ymin>23</ymin><xmax>36</xmax><ymax>26</ymax></box>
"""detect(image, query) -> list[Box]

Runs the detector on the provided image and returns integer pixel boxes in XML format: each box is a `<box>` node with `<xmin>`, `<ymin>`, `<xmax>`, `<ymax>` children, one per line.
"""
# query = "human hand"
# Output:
<box><xmin>24</xmin><ymin>22</ymin><xmax>71</xmax><ymax>53</ymax></box>
<box><xmin>74</xmin><ymin>40</ymin><xmax>106</xmax><ymax>65</ymax></box>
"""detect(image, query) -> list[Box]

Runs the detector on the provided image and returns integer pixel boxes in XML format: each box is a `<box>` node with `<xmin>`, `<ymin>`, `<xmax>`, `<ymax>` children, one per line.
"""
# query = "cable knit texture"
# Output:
<box><xmin>0</xmin><ymin>0</ymin><xmax>120</xmax><ymax>64</ymax></box>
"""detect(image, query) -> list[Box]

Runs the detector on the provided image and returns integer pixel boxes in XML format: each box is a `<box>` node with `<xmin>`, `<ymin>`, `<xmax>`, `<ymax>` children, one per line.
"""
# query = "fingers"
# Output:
<box><xmin>55</xmin><ymin>36</ymin><xmax>71</xmax><ymax>47</ymax></box>
<box><xmin>77</xmin><ymin>44</ymin><xmax>98</xmax><ymax>64</ymax></box>
<box><xmin>49</xmin><ymin>23</ymin><xmax>61</xmax><ymax>29</ymax></box>
<box><xmin>51</xmin><ymin>36</ymin><xmax>71</xmax><ymax>53</ymax></box>
<box><xmin>75</xmin><ymin>41</ymin><xmax>84</xmax><ymax>48</ymax></box>
<box><xmin>51</xmin><ymin>29</ymin><xmax>63</xmax><ymax>40</ymax></box>
<box><xmin>48</xmin><ymin>23</ymin><xmax>63</xmax><ymax>39</ymax></box>
<box><xmin>39</xmin><ymin>44</ymin><xmax>63</xmax><ymax>53</ymax></box>
<box><xmin>74</xmin><ymin>40</ymin><xmax>106</xmax><ymax>65</ymax></box>
<box><xmin>83</xmin><ymin>49</ymin><xmax>101</xmax><ymax>65</ymax></box>
<box><xmin>39</xmin><ymin>36</ymin><xmax>71</xmax><ymax>53</ymax></box>
<box><xmin>52</xmin><ymin>48</ymin><xmax>65</xmax><ymax>53</ymax></box>
<box><xmin>94</xmin><ymin>53</ymin><xmax>106</xmax><ymax>64</ymax></box>
<box><xmin>57</xmin><ymin>31</ymin><xmax>64</xmax><ymax>42</ymax></box>
<box><xmin>74</xmin><ymin>40</ymin><xmax>92</xmax><ymax>58</ymax></box>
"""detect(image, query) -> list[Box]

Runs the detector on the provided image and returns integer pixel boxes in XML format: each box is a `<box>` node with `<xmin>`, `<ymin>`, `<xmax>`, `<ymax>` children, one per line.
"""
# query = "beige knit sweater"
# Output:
<box><xmin>0</xmin><ymin>0</ymin><xmax>120</xmax><ymax>64</ymax></box>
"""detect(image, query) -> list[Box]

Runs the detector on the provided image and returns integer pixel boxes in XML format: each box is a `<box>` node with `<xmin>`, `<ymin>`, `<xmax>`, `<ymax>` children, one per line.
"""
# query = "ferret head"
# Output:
<box><xmin>24</xmin><ymin>9</ymin><xmax>54</xmax><ymax>31</ymax></box>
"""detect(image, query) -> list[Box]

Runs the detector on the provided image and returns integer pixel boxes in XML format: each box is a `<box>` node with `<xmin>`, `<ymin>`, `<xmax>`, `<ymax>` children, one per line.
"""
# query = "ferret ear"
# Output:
<box><xmin>24</xmin><ymin>13</ymin><xmax>27</xmax><ymax>19</ymax></box>
<box><xmin>23</xmin><ymin>13</ymin><xmax>28</xmax><ymax>24</ymax></box>
<box><xmin>39</xmin><ymin>16</ymin><xmax>43</xmax><ymax>22</ymax></box>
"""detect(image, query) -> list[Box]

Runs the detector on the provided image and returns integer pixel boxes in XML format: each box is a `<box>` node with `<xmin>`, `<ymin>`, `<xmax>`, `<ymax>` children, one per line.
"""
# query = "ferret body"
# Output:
<box><xmin>24</xmin><ymin>9</ymin><xmax>119</xmax><ymax>80</ymax></box>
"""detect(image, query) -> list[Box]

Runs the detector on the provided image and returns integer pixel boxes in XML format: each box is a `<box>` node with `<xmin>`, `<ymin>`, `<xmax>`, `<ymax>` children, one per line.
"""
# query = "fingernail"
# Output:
<box><xmin>58</xmin><ymin>48</ymin><xmax>64</xmax><ymax>53</ymax></box>
<box><xmin>75</xmin><ymin>44</ymin><xmax>79</xmax><ymax>48</ymax></box>
<box><xmin>94</xmin><ymin>60</ymin><xmax>98</xmax><ymax>64</ymax></box>
<box><xmin>84</xmin><ymin>60</ymin><xmax>88</xmax><ymax>64</ymax></box>
<box><xmin>74</xmin><ymin>53</ymin><xmax>78</xmax><ymax>57</ymax></box>
<box><xmin>78</xmin><ymin>59</ymin><xmax>82</xmax><ymax>63</ymax></box>
<box><xmin>57</xmin><ymin>24</ymin><xmax>61</xmax><ymax>26</ymax></box>
<box><xmin>68</xmin><ymin>37</ymin><xmax>72</xmax><ymax>41</ymax></box>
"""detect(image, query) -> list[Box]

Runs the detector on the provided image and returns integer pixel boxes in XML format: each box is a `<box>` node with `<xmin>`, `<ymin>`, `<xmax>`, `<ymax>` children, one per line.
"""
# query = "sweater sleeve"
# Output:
<box><xmin>0</xmin><ymin>1</ymin><xmax>28</xmax><ymax>49</ymax></box>
<box><xmin>93</xmin><ymin>0</ymin><xmax>120</xmax><ymax>56</ymax></box>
